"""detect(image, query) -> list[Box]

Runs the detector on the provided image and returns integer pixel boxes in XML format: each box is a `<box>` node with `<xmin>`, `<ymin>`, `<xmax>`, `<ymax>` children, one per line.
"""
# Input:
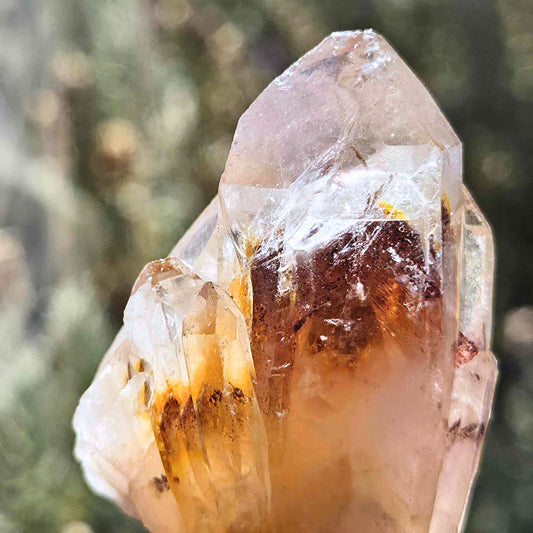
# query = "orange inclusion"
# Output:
<box><xmin>379</xmin><ymin>201</ymin><xmax>407</xmax><ymax>220</ymax></box>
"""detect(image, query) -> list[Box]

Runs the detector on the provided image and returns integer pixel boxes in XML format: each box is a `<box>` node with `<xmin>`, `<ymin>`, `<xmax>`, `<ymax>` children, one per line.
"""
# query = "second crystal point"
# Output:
<box><xmin>125</xmin><ymin>258</ymin><xmax>270</xmax><ymax>531</ymax></box>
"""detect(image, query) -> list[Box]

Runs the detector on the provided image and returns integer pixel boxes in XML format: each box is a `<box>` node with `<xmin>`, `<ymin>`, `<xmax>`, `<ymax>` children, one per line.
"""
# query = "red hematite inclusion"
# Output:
<box><xmin>73</xmin><ymin>30</ymin><xmax>497</xmax><ymax>533</ymax></box>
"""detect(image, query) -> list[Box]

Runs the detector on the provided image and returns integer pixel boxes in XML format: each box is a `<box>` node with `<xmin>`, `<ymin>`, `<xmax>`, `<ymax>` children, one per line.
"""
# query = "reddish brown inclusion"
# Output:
<box><xmin>250</xmin><ymin>219</ymin><xmax>442</xmax><ymax>416</ymax></box>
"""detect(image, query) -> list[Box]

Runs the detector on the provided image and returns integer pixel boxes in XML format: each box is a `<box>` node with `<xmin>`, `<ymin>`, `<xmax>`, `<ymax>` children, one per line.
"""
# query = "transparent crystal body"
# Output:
<box><xmin>73</xmin><ymin>30</ymin><xmax>497</xmax><ymax>532</ymax></box>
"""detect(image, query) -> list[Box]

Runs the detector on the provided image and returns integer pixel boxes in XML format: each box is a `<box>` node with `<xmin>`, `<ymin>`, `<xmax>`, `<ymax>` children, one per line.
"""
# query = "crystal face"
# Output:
<box><xmin>73</xmin><ymin>30</ymin><xmax>497</xmax><ymax>532</ymax></box>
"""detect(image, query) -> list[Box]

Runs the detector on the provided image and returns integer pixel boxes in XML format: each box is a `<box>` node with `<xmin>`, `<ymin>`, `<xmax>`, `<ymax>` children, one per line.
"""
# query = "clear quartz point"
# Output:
<box><xmin>429</xmin><ymin>187</ymin><xmax>498</xmax><ymax>533</ymax></box>
<box><xmin>73</xmin><ymin>30</ymin><xmax>497</xmax><ymax>532</ymax></box>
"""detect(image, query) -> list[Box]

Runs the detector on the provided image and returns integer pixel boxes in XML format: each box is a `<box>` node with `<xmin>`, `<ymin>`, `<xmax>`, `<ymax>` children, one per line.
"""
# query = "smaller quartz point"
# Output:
<box><xmin>74</xmin><ymin>30</ymin><xmax>497</xmax><ymax>533</ymax></box>
<box><xmin>429</xmin><ymin>188</ymin><xmax>498</xmax><ymax>532</ymax></box>
<box><xmin>124</xmin><ymin>258</ymin><xmax>270</xmax><ymax>532</ymax></box>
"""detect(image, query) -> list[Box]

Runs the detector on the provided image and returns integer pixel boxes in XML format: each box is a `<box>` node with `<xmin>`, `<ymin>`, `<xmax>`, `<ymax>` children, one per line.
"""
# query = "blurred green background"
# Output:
<box><xmin>0</xmin><ymin>0</ymin><xmax>531</xmax><ymax>531</ymax></box>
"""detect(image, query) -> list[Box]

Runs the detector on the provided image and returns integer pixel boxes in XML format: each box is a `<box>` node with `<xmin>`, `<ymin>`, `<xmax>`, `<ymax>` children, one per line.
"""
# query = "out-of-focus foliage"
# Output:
<box><xmin>0</xmin><ymin>0</ymin><xmax>531</xmax><ymax>531</ymax></box>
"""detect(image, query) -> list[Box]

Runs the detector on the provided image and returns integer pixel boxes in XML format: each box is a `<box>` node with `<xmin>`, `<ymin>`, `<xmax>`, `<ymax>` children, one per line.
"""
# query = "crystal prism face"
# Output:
<box><xmin>73</xmin><ymin>30</ymin><xmax>497</xmax><ymax>532</ymax></box>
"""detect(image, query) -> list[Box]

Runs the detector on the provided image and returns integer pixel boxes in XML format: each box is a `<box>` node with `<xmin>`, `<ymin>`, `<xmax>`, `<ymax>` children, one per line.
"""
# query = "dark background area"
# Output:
<box><xmin>0</xmin><ymin>0</ymin><xmax>531</xmax><ymax>531</ymax></box>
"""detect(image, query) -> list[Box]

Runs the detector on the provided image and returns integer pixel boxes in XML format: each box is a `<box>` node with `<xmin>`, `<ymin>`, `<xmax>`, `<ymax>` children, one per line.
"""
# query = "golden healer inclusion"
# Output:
<box><xmin>73</xmin><ymin>30</ymin><xmax>497</xmax><ymax>532</ymax></box>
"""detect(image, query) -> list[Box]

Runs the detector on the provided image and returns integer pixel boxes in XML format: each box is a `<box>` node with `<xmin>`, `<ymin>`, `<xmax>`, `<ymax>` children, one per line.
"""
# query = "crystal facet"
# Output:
<box><xmin>73</xmin><ymin>30</ymin><xmax>497</xmax><ymax>532</ymax></box>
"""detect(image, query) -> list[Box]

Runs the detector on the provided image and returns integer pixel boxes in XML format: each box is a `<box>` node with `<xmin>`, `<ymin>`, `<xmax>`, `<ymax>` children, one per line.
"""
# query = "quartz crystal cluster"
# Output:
<box><xmin>73</xmin><ymin>30</ymin><xmax>497</xmax><ymax>532</ymax></box>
